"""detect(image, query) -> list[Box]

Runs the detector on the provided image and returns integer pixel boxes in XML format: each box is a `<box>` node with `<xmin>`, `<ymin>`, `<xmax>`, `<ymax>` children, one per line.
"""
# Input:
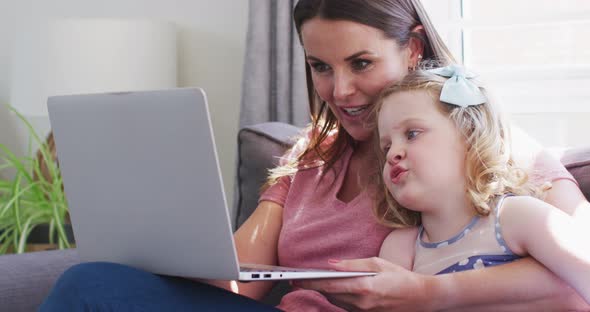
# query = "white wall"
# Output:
<box><xmin>0</xmin><ymin>0</ymin><xmax>248</xmax><ymax>207</ymax></box>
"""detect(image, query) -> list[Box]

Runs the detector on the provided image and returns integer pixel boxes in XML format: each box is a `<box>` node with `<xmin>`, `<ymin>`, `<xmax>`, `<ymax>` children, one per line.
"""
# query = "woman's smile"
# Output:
<box><xmin>340</xmin><ymin>104</ymin><xmax>371</xmax><ymax>117</ymax></box>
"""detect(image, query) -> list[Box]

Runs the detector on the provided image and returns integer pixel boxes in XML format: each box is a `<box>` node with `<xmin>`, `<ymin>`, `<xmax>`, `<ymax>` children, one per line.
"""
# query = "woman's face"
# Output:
<box><xmin>300</xmin><ymin>17</ymin><xmax>412</xmax><ymax>142</ymax></box>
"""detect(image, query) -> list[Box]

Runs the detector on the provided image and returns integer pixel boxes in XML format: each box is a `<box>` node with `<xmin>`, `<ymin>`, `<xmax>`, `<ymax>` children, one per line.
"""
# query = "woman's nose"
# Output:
<box><xmin>333</xmin><ymin>71</ymin><xmax>355</xmax><ymax>100</ymax></box>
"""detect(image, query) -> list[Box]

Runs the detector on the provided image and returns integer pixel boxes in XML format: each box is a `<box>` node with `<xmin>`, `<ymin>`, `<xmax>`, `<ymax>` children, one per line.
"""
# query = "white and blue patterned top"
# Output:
<box><xmin>412</xmin><ymin>194</ymin><xmax>522</xmax><ymax>275</ymax></box>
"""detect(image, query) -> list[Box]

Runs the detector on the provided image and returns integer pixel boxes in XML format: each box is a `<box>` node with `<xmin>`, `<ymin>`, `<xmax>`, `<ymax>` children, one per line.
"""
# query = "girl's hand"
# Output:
<box><xmin>296</xmin><ymin>257</ymin><xmax>438</xmax><ymax>312</ymax></box>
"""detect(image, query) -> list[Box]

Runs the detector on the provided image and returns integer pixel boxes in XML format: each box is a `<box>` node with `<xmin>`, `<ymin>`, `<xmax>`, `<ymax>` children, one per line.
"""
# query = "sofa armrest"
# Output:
<box><xmin>0</xmin><ymin>249</ymin><xmax>80</xmax><ymax>312</ymax></box>
<box><xmin>233</xmin><ymin>122</ymin><xmax>301</xmax><ymax>230</ymax></box>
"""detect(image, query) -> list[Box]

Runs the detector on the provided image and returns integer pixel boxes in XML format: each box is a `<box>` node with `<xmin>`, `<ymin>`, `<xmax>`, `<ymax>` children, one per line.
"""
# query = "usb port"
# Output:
<box><xmin>264</xmin><ymin>274</ymin><xmax>272</xmax><ymax>278</ymax></box>
<box><xmin>251</xmin><ymin>274</ymin><xmax>260</xmax><ymax>278</ymax></box>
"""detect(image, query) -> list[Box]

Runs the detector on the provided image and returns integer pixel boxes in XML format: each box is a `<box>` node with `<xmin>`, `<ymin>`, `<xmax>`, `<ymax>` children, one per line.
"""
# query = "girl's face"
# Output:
<box><xmin>300</xmin><ymin>18</ymin><xmax>412</xmax><ymax>142</ymax></box>
<box><xmin>377</xmin><ymin>90</ymin><xmax>467</xmax><ymax>213</ymax></box>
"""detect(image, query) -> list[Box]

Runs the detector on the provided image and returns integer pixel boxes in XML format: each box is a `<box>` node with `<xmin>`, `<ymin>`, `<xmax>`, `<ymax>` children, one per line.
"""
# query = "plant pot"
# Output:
<box><xmin>0</xmin><ymin>225</ymin><xmax>75</xmax><ymax>253</ymax></box>
<box><xmin>27</xmin><ymin>223</ymin><xmax>75</xmax><ymax>244</ymax></box>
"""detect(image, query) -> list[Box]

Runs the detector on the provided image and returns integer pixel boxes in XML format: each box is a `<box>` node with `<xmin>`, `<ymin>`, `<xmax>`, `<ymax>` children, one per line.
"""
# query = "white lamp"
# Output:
<box><xmin>9</xmin><ymin>18</ymin><xmax>177</xmax><ymax>153</ymax></box>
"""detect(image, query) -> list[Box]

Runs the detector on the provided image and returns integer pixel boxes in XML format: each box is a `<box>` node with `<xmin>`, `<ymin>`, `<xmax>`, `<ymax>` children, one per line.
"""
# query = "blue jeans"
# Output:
<box><xmin>39</xmin><ymin>262</ymin><xmax>281</xmax><ymax>311</ymax></box>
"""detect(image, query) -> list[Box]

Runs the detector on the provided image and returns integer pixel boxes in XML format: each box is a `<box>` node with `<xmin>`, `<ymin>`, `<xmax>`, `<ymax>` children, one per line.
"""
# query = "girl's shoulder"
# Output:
<box><xmin>497</xmin><ymin>195</ymin><xmax>553</xmax><ymax>256</ymax></box>
<box><xmin>498</xmin><ymin>195</ymin><xmax>544</xmax><ymax>215</ymax></box>
<box><xmin>497</xmin><ymin>195</ymin><xmax>545</xmax><ymax>222</ymax></box>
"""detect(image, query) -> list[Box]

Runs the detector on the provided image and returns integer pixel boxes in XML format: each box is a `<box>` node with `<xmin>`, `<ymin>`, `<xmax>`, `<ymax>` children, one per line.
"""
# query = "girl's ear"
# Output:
<box><xmin>408</xmin><ymin>25</ymin><xmax>426</xmax><ymax>68</ymax></box>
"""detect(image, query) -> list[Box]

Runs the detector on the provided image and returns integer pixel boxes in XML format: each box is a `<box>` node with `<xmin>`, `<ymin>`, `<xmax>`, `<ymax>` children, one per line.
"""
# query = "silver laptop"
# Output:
<box><xmin>47</xmin><ymin>88</ymin><xmax>375</xmax><ymax>281</ymax></box>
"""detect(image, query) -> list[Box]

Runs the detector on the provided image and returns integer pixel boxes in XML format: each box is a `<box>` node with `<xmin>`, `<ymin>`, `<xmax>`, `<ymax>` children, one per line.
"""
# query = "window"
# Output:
<box><xmin>422</xmin><ymin>0</ymin><xmax>590</xmax><ymax>148</ymax></box>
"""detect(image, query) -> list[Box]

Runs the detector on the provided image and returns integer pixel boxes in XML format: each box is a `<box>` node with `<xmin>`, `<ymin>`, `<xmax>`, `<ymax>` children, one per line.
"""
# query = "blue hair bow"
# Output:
<box><xmin>428</xmin><ymin>64</ymin><xmax>487</xmax><ymax>107</ymax></box>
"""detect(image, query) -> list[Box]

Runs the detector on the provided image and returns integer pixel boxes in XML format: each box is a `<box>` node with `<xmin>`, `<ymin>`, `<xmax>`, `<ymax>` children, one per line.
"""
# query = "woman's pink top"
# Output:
<box><xmin>259</xmin><ymin>136</ymin><xmax>577</xmax><ymax>311</ymax></box>
<box><xmin>260</xmin><ymin>145</ymin><xmax>392</xmax><ymax>311</ymax></box>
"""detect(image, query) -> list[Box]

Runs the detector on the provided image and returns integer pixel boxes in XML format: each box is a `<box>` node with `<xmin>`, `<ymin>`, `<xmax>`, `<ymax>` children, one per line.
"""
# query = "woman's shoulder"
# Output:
<box><xmin>281</xmin><ymin>125</ymin><xmax>339</xmax><ymax>167</ymax></box>
<box><xmin>509</xmin><ymin>125</ymin><xmax>576</xmax><ymax>186</ymax></box>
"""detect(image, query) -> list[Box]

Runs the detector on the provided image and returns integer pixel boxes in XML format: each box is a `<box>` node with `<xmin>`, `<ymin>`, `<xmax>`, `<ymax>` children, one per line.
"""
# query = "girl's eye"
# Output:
<box><xmin>381</xmin><ymin>144</ymin><xmax>391</xmax><ymax>154</ymax></box>
<box><xmin>407</xmin><ymin>130</ymin><xmax>420</xmax><ymax>140</ymax></box>
<box><xmin>310</xmin><ymin>62</ymin><xmax>331</xmax><ymax>73</ymax></box>
<box><xmin>351</xmin><ymin>59</ymin><xmax>371</xmax><ymax>71</ymax></box>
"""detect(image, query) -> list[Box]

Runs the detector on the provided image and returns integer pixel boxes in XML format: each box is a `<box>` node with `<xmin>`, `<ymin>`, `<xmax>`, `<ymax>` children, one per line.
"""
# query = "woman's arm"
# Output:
<box><xmin>203</xmin><ymin>200</ymin><xmax>283</xmax><ymax>300</ymax></box>
<box><xmin>297</xmin><ymin>256</ymin><xmax>588</xmax><ymax>311</ymax></box>
<box><xmin>543</xmin><ymin>179</ymin><xmax>590</xmax><ymax>221</ymax></box>
<box><xmin>432</xmin><ymin>257</ymin><xmax>589</xmax><ymax>312</ymax></box>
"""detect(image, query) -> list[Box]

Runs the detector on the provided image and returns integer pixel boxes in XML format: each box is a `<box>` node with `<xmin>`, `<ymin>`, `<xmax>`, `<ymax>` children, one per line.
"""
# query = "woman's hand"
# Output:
<box><xmin>296</xmin><ymin>257</ymin><xmax>438</xmax><ymax>312</ymax></box>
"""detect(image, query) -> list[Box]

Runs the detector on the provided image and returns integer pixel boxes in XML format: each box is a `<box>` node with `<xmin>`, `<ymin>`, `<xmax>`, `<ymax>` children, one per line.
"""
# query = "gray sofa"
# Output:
<box><xmin>1</xmin><ymin>121</ymin><xmax>589</xmax><ymax>311</ymax></box>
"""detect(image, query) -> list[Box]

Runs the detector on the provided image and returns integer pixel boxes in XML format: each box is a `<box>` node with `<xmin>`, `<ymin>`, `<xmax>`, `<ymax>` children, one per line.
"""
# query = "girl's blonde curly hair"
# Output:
<box><xmin>372</xmin><ymin>67</ymin><xmax>542</xmax><ymax>228</ymax></box>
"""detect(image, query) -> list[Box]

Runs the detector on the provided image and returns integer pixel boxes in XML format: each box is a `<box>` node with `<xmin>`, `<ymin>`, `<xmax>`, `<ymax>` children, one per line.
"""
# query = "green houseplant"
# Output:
<box><xmin>0</xmin><ymin>106</ymin><xmax>71</xmax><ymax>254</ymax></box>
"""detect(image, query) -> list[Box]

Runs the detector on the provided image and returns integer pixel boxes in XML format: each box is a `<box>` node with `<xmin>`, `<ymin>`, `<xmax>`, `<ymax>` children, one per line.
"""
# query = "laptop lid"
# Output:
<box><xmin>49</xmin><ymin>88</ymin><xmax>376</xmax><ymax>281</ymax></box>
<box><xmin>48</xmin><ymin>88</ymin><xmax>241</xmax><ymax>280</ymax></box>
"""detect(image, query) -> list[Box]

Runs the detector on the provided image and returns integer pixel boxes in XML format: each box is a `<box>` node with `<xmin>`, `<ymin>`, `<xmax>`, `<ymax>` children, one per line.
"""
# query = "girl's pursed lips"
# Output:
<box><xmin>390</xmin><ymin>165</ymin><xmax>408</xmax><ymax>184</ymax></box>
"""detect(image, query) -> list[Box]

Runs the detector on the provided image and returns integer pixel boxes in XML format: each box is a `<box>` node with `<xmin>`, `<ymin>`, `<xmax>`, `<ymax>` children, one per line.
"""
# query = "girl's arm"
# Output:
<box><xmin>500</xmin><ymin>195</ymin><xmax>590</xmax><ymax>304</ymax></box>
<box><xmin>203</xmin><ymin>200</ymin><xmax>283</xmax><ymax>300</ymax></box>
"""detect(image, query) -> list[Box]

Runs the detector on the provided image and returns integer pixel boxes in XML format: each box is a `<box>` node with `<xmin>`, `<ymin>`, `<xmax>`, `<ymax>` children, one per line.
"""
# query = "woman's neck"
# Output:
<box><xmin>353</xmin><ymin>139</ymin><xmax>375</xmax><ymax>159</ymax></box>
<box><xmin>352</xmin><ymin>140</ymin><xmax>378</xmax><ymax>175</ymax></box>
<box><xmin>419</xmin><ymin>194</ymin><xmax>477</xmax><ymax>243</ymax></box>
<box><xmin>335</xmin><ymin>139</ymin><xmax>376</xmax><ymax>203</ymax></box>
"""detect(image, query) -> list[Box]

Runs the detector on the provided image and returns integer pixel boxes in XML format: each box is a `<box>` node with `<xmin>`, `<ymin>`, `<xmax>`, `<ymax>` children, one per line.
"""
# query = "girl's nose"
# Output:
<box><xmin>387</xmin><ymin>147</ymin><xmax>405</xmax><ymax>164</ymax></box>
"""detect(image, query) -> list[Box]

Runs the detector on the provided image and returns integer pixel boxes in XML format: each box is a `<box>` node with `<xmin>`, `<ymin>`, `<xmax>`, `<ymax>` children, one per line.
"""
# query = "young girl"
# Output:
<box><xmin>375</xmin><ymin>64</ymin><xmax>590</xmax><ymax>303</ymax></box>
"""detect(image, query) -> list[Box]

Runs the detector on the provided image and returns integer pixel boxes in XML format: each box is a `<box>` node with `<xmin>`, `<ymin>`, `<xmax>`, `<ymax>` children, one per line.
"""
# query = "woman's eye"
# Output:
<box><xmin>310</xmin><ymin>62</ymin><xmax>330</xmax><ymax>73</ymax></box>
<box><xmin>381</xmin><ymin>144</ymin><xmax>390</xmax><ymax>154</ymax></box>
<box><xmin>407</xmin><ymin>130</ymin><xmax>420</xmax><ymax>140</ymax></box>
<box><xmin>351</xmin><ymin>59</ymin><xmax>371</xmax><ymax>71</ymax></box>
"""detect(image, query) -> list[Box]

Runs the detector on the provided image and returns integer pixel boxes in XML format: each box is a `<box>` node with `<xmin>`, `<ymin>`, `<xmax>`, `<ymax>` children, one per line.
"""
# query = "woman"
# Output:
<box><xmin>41</xmin><ymin>0</ymin><xmax>590</xmax><ymax>311</ymax></box>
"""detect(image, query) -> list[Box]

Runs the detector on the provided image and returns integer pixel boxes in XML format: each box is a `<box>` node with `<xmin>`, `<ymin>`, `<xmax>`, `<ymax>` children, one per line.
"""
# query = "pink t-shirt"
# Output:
<box><xmin>260</xmin><ymin>145</ymin><xmax>392</xmax><ymax>311</ymax></box>
<box><xmin>259</xmin><ymin>134</ymin><xmax>576</xmax><ymax>311</ymax></box>
<box><xmin>529</xmin><ymin>149</ymin><xmax>577</xmax><ymax>186</ymax></box>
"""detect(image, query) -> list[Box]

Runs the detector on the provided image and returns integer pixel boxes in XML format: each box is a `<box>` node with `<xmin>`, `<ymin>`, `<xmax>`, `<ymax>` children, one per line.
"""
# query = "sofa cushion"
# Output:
<box><xmin>561</xmin><ymin>147</ymin><xmax>590</xmax><ymax>200</ymax></box>
<box><xmin>233</xmin><ymin>122</ymin><xmax>301</xmax><ymax>230</ymax></box>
